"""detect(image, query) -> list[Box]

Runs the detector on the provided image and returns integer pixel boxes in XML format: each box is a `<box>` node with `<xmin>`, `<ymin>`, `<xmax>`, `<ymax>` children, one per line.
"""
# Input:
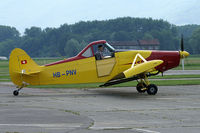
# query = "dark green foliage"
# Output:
<box><xmin>64</xmin><ymin>39</ymin><xmax>81</xmax><ymax>57</ymax></box>
<box><xmin>0</xmin><ymin>26</ymin><xmax>20</xmax><ymax>56</ymax></box>
<box><xmin>188</xmin><ymin>27</ymin><xmax>200</xmax><ymax>54</ymax></box>
<box><xmin>176</xmin><ymin>25</ymin><xmax>200</xmax><ymax>54</ymax></box>
<box><xmin>0</xmin><ymin>17</ymin><xmax>200</xmax><ymax>57</ymax></box>
<box><xmin>0</xmin><ymin>25</ymin><xmax>19</xmax><ymax>41</ymax></box>
<box><xmin>177</xmin><ymin>24</ymin><xmax>200</xmax><ymax>38</ymax></box>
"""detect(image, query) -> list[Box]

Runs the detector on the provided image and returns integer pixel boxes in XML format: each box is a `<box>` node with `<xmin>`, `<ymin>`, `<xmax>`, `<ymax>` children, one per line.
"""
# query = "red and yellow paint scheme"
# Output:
<box><xmin>9</xmin><ymin>40</ymin><xmax>189</xmax><ymax>96</ymax></box>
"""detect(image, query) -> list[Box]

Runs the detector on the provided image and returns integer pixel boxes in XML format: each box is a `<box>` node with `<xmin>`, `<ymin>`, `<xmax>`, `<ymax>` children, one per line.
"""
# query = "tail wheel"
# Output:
<box><xmin>136</xmin><ymin>83</ymin><xmax>147</xmax><ymax>93</ymax></box>
<box><xmin>147</xmin><ymin>84</ymin><xmax>158</xmax><ymax>95</ymax></box>
<box><xmin>13</xmin><ymin>90</ymin><xmax>19</xmax><ymax>96</ymax></box>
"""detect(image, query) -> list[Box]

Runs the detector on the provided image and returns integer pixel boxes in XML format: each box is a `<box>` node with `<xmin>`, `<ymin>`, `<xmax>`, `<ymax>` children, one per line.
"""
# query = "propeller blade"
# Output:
<box><xmin>181</xmin><ymin>34</ymin><xmax>184</xmax><ymax>51</ymax></box>
<box><xmin>182</xmin><ymin>58</ymin><xmax>184</xmax><ymax>70</ymax></box>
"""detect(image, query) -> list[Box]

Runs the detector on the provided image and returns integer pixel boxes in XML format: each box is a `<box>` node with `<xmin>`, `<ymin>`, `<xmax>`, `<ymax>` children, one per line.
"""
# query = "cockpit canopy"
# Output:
<box><xmin>79</xmin><ymin>41</ymin><xmax>115</xmax><ymax>60</ymax></box>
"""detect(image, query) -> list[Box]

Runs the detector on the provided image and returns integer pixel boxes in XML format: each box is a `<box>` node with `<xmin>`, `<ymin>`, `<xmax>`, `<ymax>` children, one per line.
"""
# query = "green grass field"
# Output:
<box><xmin>173</xmin><ymin>56</ymin><xmax>200</xmax><ymax>70</ymax></box>
<box><xmin>29</xmin><ymin>79</ymin><xmax>200</xmax><ymax>89</ymax></box>
<box><xmin>0</xmin><ymin>56</ymin><xmax>200</xmax><ymax>88</ymax></box>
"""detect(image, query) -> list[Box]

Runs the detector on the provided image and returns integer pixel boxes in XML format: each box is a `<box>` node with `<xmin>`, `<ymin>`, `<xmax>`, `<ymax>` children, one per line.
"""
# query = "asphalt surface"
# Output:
<box><xmin>0</xmin><ymin>83</ymin><xmax>200</xmax><ymax>133</ymax></box>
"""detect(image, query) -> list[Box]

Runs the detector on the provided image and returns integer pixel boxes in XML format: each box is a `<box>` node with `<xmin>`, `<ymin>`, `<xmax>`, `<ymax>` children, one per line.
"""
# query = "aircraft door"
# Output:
<box><xmin>96</xmin><ymin>58</ymin><xmax>116</xmax><ymax>77</ymax></box>
<box><xmin>93</xmin><ymin>44</ymin><xmax>116</xmax><ymax>77</ymax></box>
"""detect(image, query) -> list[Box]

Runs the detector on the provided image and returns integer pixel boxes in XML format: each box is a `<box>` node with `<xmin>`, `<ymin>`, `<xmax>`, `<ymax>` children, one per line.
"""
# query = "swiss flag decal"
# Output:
<box><xmin>21</xmin><ymin>60</ymin><xmax>27</xmax><ymax>64</ymax></box>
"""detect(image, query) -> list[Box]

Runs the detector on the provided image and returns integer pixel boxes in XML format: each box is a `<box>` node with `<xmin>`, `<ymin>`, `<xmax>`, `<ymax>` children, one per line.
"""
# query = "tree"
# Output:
<box><xmin>0</xmin><ymin>39</ymin><xmax>17</xmax><ymax>57</ymax></box>
<box><xmin>143</xmin><ymin>33</ymin><xmax>154</xmax><ymax>40</ymax></box>
<box><xmin>112</xmin><ymin>31</ymin><xmax>131</xmax><ymax>41</ymax></box>
<box><xmin>24</xmin><ymin>27</ymin><xmax>42</xmax><ymax>38</ymax></box>
<box><xmin>0</xmin><ymin>25</ymin><xmax>19</xmax><ymax>42</ymax></box>
<box><xmin>189</xmin><ymin>28</ymin><xmax>200</xmax><ymax>54</ymax></box>
<box><xmin>1</xmin><ymin>17</ymin><xmax>199</xmax><ymax>57</ymax></box>
<box><xmin>177</xmin><ymin>24</ymin><xmax>200</xmax><ymax>38</ymax></box>
<box><xmin>64</xmin><ymin>39</ymin><xmax>80</xmax><ymax>57</ymax></box>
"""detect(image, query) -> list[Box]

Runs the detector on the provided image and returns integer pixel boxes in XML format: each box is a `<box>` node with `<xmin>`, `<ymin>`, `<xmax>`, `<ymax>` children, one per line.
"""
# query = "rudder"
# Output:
<box><xmin>9</xmin><ymin>48</ymin><xmax>42</xmax><ymax>86</ymax></box>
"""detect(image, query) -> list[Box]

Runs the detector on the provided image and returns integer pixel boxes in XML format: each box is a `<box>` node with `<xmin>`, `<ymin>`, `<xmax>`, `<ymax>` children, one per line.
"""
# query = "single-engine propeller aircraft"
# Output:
<box><xmin>9</xmin><ymin>37</ymin><xmax>189</xmax><ymax>96</ymax></box>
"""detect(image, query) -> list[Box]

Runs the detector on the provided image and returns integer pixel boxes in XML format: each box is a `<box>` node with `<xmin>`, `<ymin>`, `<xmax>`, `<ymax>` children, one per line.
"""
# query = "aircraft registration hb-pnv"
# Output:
<box><xmin>9</xmin><ymin>37</ymin><xmax>189</xmax><ymax>96</ymax></box>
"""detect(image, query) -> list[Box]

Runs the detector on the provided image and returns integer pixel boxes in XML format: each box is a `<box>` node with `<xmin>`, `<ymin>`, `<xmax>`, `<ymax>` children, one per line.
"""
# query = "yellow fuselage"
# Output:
<box><xmin>23</xmin><ymin>50</ymin><xmax>152</xmax><ymax>85</ymax></box>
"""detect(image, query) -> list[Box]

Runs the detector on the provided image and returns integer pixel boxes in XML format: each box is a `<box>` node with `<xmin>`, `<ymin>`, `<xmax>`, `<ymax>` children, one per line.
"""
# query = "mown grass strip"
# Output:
<box><xmin>150</xmin><ymin>75</ymin><xmax>200</xmax><ymax>79</ymax></box>
<box><xmin>173</xmin><ymin>66</ymin><xmax>200</xmax><ymax>70</ymax></box>
<box><xmin>29</xmin><ymin>83</ymin><xmax>101</xmax><ymax>88</ymax></box>
<box><xmin>28</xmin><ymin>79</ymin><xmax>200</xmax><ymax>89</ymax></box>
<box><xmin>114</xmin><ymin>79</ymin><xmax>200</xmax><ymax>87</ymax></box>
<box><xmin>0</xmin><ymin>75</ymin><xmax>10</xmax><ymax>79</ymax></box>
<box><xmin>0</xmin><ymin>79</ymin><xmax>11</xmax><ymax>82</ymax></box>
<box><xmin>1</xmin><ymin>74</ymin><xmax>199</xmax><ymax>80</ymax></box>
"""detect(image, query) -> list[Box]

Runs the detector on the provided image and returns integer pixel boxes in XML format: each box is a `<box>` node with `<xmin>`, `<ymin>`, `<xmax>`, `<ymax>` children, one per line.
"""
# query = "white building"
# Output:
<box><xmin>0</xmin><ymin>56</ymin><xmax>8</xmax><ymax>60</ymax></box>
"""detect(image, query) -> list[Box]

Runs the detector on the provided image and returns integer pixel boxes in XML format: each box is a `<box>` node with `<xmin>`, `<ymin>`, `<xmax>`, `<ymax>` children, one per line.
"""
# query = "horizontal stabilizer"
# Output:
<box><xmin>19</xmin><ymin>69</ymin><xmax>42</xmax><ymax>75</ymax></box>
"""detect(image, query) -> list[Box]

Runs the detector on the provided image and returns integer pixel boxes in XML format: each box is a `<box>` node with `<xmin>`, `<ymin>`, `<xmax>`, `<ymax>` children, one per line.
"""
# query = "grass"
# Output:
<box><xmin>150</xmin><ymin>75</ymin><xmax>200</xmax><ymax>79</ymax></box>
<box><xmin>0</xmin><ymin>60</ymin><xmax>10</xmax><ymax>82</ymax></box>
<box><xmin>28</xmin><ymin>79</ymin><xmax>200</xmax><ymax>89</ymax></box>
<box><xmin>29</xmin><ymin>83</ymin><xmax>101</xmax><ymax>88</ymax></box>
<box><xmin>173</xmin><ymin>57</ymin><xmax>200</xmax><ymax>70</ymax></box>
<box><xmin>2</xmin><ymin>74</ymin><xmax>199</xmax><ymax>83</ymax></box>
<box><xmin>0</xmin><ymin>79</ymin><xmax>11</xmax><ymax>82</ymax></box>
<box><xmin>114</xmin><ymin>79</ymin><xmax>200</xmax><ymax>87</ymax></box>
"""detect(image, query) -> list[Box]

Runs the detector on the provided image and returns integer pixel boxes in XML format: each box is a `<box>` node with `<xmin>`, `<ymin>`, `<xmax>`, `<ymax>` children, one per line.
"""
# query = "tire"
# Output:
<box><xmin>13</xmin><ymin>90</ymin><xmax>19</xmax><ymax>96</ymax></box>
<box><xmin>147</xmin><ymin>84</ymin><xmax>158</xmax><ymax>95</ymax></box>
<box><xmin>136</xmin><ymin>83</ymin><xmax>146</xmax><ymax>93</ymax></box>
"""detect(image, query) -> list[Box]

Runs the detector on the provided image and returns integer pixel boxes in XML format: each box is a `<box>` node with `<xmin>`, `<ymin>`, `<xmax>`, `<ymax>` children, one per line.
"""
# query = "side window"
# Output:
<box><xmin>93</xmin><ymin>43</ymin><xmax>114</xmax><ymax>60</ymax></box>
<box><xmin>82</xmin><ymin>47</ymin><xmax>92</xmax><ymax>57</ymax></box>
<box><xmin>92</xmin><ymin>44</ymin><xmax>99</xmax><ymax>55</ymax></box>
<box><xmin>93</xmin><ymin>44</ymin><xmax>105</xmax><ymax>55</ymax></box>
<box><xmin>93</xmin><ymin>44</ymin><xmax>103</xmax><ymax>60</ymax></box>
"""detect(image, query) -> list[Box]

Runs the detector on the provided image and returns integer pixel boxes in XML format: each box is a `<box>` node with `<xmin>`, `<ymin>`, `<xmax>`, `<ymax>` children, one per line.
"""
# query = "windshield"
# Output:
<box><xmin>105</xmin><ymin>42</ymin><xmax>115</xmax><ymax>52</ymax></box>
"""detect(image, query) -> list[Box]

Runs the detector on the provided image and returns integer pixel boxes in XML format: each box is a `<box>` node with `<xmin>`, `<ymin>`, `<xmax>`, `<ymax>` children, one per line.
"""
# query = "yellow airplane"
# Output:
<box><xmin>9</xmin><ymin>39</ymin><xmax>189</xmax><ymax>96</ymax></box>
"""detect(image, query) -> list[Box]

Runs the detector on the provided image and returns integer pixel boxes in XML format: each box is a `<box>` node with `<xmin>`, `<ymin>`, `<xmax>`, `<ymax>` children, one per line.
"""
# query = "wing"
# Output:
<box><xmin>100</xmin><ymin>53</ymin><xmax>163</xmax><ymax>87</ymax></box>
<box><xmin>123</xmin><ymin>60</ymin><xmax>163</xmax><ymax>78</ymax></box>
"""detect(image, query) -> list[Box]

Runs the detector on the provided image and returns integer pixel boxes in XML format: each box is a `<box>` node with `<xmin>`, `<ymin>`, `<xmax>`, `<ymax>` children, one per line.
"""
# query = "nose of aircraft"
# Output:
<box><xmin>180</xmin><ymin>51</ymin><xmax>190</xmax><ymax>58</ymax></box>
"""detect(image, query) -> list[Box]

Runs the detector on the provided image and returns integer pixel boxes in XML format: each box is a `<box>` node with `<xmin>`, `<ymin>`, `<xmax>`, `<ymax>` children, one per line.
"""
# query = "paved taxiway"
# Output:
<box><xmin>0</xmin><ymin>84</ymin><xmax>200</xmax><ymax>133</ymax></box>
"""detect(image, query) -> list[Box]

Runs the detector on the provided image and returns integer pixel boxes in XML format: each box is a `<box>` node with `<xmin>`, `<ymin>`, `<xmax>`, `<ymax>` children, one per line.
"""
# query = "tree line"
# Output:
<box><xmin>0</xmin><ymin>17</ymin><xmax>199</xmax><ymax>58</ymax></box>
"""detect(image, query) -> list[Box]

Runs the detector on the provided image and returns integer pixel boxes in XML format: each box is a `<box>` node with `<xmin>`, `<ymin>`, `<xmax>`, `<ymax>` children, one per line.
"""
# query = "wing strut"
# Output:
<box><xmin>131</xmin><ymin>53</ymin><xmax>147</xmax><ymax>68</ymax></box>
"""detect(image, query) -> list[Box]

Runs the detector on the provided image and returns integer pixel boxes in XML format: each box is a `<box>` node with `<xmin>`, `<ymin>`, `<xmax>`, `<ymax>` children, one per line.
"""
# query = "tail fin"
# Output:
<box><xmin>9</xmin><ymin>48</ymin><xmax>42</xmax><ymax>86</ymax></box>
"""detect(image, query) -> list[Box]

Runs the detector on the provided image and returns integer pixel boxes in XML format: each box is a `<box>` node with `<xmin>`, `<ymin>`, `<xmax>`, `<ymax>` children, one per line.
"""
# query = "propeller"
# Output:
<box><xmin>179</xmin><ymin>34</ymin><xmax>189</xmax><ymax>70</ymax></box>
<box><xmin>181</xmin><ymin>34</ymin><xmax>184</xmax><ymax>51</ymax></box>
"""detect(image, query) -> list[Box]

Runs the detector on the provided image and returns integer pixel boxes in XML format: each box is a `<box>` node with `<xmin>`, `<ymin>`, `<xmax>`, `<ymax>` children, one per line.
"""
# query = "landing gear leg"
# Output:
<box><xmin>13</xmin><ymin>87</ymin><xmax>23</xmax><ymax>96</ymax></box>
<box><xmin>138</xmin><ymin>74</ymin><xmax>158</xmax><ymax>95</ymax></box>
<box><xmin>136</xmin><ymin>79</ymin><xmax>147</xmax><ymax>93</ymax></box>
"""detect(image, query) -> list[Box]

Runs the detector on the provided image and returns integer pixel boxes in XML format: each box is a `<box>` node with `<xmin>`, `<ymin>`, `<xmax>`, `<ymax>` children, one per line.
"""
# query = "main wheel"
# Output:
<box><xmin>13</xmin><ymin>90</ymin><xmax>19</xmax><ymax>96</ymax></box>
<box><xmin>147</xmin><ymin>84</ymin><xmax>158</xmax><ymax>95</ymax></box>
<box><xmin>136</xmin><ymin>83</ymin><xmax>146</xmax><ymax>93</ymax></box>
